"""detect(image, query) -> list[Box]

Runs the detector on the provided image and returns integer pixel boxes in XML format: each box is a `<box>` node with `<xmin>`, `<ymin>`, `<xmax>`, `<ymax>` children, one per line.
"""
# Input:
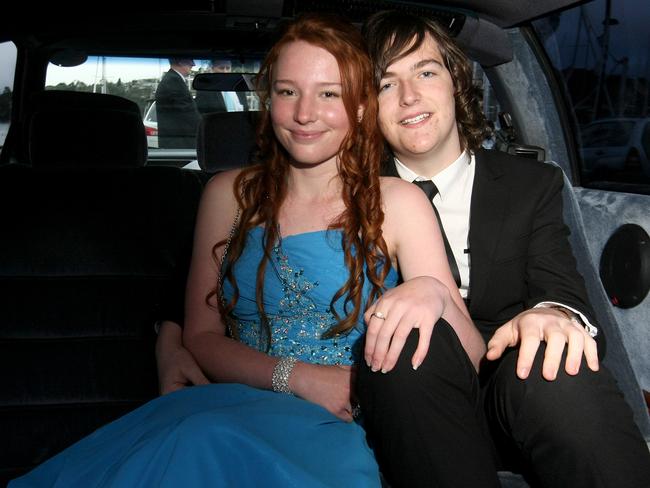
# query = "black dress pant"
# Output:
<box><xmin>356</xmin><ymin>320</ymin><xmax>500</xmax><ymax>488</ymax></box>
<box><xmin>357</xmin><ymin>322</ymin><xmax>650</xmax><ymax>488</ymax></box>
<box><xmin>482</xmin><ymin>344</ymin><xmax>650</xmax><ymax>488</ymax></box>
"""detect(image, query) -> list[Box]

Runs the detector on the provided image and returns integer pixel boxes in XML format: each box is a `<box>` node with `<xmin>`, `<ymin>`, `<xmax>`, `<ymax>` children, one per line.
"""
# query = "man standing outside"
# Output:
<box><xmin>357</xmin><ymin>10</ymin><xmax>650</xmax><ymax>488</ymax></box>
<box><xmin>155</xmin><ymin>58</ymin><xmax>200</xmax><ymax>148</ymax></box>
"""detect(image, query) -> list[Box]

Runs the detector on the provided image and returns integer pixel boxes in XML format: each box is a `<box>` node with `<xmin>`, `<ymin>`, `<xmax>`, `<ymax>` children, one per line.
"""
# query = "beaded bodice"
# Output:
<box><xmin>221</xmin><ymin>227</ymin><xmax>397</xmax><ymax>366</ymax></box>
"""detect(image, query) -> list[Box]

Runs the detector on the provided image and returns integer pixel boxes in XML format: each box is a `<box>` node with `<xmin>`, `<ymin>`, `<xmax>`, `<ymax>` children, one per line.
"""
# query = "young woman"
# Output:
<box><xmin>11</xmin><ymin>13</ymin><xmax>482</xmax><ymax>487</ymax></box>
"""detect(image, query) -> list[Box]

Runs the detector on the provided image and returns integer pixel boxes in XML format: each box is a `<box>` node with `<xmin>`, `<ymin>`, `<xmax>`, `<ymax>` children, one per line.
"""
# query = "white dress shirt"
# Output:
<box><xmin>393</xmin><ymin>151</ymin><xmax>597</xmax><ymax>335</ymax></box>
<box><xmin>395</xmin><ymin>151</ymin><xmax>474</xmax><ymax>298</ymax></box>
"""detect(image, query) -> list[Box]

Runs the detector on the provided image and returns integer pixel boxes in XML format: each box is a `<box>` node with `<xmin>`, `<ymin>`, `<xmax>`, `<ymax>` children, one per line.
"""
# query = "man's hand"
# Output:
<box><xmin>290</xmin><ymin>363</ymin><xmax>357</xmax><ymax>422</ymax></box>
<box><xmin>364</xmin><ymin>276</ymin><xmax>447</xmax><ymax>374</ymax></box>
<box><xmin>156</xmin><ymin>320</ymin><xmax>209</xmax><ymax>395</ymax></box>
<box><xmin>486</xmin><ymin>308</ymin><xmax>599</xmax><ymax>380</ymax></box>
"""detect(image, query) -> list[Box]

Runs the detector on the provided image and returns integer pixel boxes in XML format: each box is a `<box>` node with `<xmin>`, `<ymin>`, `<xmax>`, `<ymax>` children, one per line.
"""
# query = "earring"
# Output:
<box><xmin>265</xmin><ymin>99</ymin><xmax>271</xmax><ymax>110</ymax></box>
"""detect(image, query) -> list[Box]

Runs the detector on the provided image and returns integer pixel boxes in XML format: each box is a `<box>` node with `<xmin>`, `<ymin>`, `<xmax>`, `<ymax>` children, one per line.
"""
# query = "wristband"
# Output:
<box><xmin>271</xmin><ymin>357</ymin><xmax>297</xmax><ymax>394</ymax></box>
<box><xmin>548</xmin><ymin>305</ymin><xmax>598</xmax><ymax>338</ymax></box>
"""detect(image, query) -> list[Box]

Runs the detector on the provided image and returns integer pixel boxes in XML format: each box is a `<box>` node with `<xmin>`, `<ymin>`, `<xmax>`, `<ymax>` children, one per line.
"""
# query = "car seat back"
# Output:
<box><xmin>0</xmin><ymin>92</ymin><xmax>202</xmax><ymax>483</ymax></box>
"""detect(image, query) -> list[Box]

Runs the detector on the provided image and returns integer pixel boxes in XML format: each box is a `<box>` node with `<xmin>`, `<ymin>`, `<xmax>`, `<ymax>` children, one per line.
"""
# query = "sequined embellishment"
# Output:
<box><xmin>235</xmin><ymin>238</ymin><xmax>359</xmax><ymax>365</ymax></box>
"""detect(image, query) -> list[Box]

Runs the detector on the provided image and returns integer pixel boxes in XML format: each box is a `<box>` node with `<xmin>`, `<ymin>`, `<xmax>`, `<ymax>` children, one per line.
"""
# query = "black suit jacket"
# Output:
<box><xmin>155</xmin><ymin>69</ymin><xmax>200</xmax><ymax>148</ymax></box>
<box><xmin>382</xmin><ymin>149</ymin><xmax>598</xmax><ymax>345</ymax></box>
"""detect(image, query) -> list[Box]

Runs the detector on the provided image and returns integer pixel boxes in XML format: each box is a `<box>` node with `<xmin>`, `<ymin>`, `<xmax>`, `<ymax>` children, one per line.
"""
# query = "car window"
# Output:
<box><xmin>581</xmin><ymin>120</ymin><xmax>635</xmax><ymax>147</ymax></box>
<box><xmin>643</xmin><ymin>121</ymin><xmax>650</xmax><ymax>156</ymax></box>
<box><xmin>45</xmin><ymin>55</ymin><xmax>262</xmax><ymax>154</ymax></box>
<box><xmin>533</xmin><ymin>0</ymin><xmax>650</xmax><ymax>191</ymax></box>
<box><xmin>474</xmin><ymin>63</ymin><xmax>501</xmax><ymax>149</ymax></box>
<box><xmin>43</xmin><ymin>53</ymin><xmax>498</xmax><ymax>160</ymax></box>
<box><xmin>0</xmin><ymin>41</ymin><xmax>17</xmax><ymax>150</ymax></box>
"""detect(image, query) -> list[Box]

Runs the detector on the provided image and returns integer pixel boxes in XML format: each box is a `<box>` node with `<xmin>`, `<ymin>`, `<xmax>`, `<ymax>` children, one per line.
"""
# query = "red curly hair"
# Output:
<box><xmin>211</xmin><ymin>13</ymin><xmax>389</xmax><ymax>344</ymax></box>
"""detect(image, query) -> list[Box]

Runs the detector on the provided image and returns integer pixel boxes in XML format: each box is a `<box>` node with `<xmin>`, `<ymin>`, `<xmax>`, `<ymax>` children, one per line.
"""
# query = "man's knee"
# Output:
<box><xmin>358</xmin><ymin>320</ymin><xmax>479</xmax><ymax>412</ymax></box>
<box><xmin>485</xmin><ymin>346</ymin><xmax>650</xmax><ymax>486</ymax></box>
<box><xmin>485</xmin><ymin>346</ymin><xmax>636</xmax><ymax>446</ymax></box>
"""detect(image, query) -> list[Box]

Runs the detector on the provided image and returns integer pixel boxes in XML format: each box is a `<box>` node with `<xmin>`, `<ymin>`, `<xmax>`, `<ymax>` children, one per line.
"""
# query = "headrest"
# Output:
<box><xmin>196</xmin><ymin>111</ymin><xmax>256</xmax><ymax>173</ymax></box>
<box><xmin>27</xmin><ymin>91</ymin><xmax>147</xmax><ymax>168</ymax></box>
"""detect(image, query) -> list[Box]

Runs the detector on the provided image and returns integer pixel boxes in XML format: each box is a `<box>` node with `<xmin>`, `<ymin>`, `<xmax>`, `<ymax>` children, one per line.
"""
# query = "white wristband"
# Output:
<box><xmin>546</xmin><ymin>305</ymin><xmax>598</xmax><ymax>338</ymax></box>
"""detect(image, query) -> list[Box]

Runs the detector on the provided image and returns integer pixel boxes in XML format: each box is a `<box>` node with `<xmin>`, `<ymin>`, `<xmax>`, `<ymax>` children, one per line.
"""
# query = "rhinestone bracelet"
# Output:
<box><xmin>271</xmin><ymin>357</ymin><xmax>297</xmax><ymax>395</ymax></box>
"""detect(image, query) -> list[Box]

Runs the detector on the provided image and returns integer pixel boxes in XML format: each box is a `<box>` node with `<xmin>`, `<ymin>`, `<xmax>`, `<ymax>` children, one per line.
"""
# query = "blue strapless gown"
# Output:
<box><xmin>11</xmin><ymin>228</ymin><xmax>397</xmax><ymax>488</ymax></box>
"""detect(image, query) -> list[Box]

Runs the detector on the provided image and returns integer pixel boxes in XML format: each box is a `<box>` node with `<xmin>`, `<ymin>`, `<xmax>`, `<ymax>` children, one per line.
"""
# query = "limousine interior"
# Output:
<box><xmin>0</xmin><ymin>1</ymin><xmax>648</xmax><ymax>486</ymax></box>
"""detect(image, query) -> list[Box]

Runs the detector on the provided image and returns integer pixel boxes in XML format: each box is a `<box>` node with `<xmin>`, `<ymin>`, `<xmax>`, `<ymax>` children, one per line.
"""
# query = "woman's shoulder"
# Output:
<box><xmin>198</xmin><ymin>169</ymin><xmax>246</xmax><ymax>221</ymax></box>
<box><xmin>379</xmin><ymin>175</ymin><xmax>431</xmax><ymax>209</ymax></box>
<box><xmin>205</xmin><ymin>168</ymin><xmax>243</xmax><ymax>193</ymax></box>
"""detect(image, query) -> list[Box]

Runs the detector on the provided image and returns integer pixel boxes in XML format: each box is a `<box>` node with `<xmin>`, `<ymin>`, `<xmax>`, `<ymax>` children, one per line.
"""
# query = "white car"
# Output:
<box><xmin>581</xmin><ymin>117</ymin><xmax>650</xmax><ymax>179</ymax></box>
<box><xmin>143</xmin><ymin>101</ymin><xmax>158</xmax><ymax>148</ymax></box>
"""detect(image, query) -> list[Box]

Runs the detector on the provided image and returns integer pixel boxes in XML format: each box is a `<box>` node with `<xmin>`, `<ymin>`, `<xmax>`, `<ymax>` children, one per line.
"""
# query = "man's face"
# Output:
<box><xmin>175</xmin><ymin>59</ymin><xmax>195</xmax><ymax>76</ymax></box>
<box><xmin>376</xmin><ymin>35</ymin><xmax>461</xmax><ymax>170</ymax></box>
<box><xmin>213</xmin><ymin>61</ymin><xmax>232</xmax><ymax>73</ymax></box>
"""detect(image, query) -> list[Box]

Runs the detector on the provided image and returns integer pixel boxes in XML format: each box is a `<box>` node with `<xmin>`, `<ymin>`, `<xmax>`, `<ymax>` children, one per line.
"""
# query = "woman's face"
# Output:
<box><xmin>270</xmin><ymin>40</ymin><xmax>350</xmax><ymax>167</ymax></box>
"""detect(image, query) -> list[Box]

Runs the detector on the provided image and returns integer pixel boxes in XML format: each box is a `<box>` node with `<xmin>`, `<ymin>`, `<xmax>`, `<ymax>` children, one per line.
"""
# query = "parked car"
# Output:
<box><xmin>143</xmin><ymin>100</ymin><xmax>158</xmax><ymax>148</ymax></box>
<box><xmin>581</xmin><ymin>117</ymin><xmax>650</xmax><ymax>179</ymax></box>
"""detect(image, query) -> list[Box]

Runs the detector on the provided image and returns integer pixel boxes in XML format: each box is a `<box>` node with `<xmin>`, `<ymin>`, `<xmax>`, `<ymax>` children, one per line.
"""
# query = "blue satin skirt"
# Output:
<box><xmin>10</xmin><ymin>384</ymin><xmax>380</xmax><ymax>487</ymax></box>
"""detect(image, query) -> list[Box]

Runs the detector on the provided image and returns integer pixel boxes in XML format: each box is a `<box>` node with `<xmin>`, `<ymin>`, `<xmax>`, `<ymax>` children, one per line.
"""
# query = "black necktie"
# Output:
<box><xmin>412</xmin><ymin>179</ymin><xmax>461</xmax><ymax>288</ymax></box>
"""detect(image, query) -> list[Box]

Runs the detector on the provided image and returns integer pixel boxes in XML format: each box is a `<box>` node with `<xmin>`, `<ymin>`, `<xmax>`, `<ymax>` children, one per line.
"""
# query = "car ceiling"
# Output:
<box><xmin>1</xmin><ymin>0</ymin><xmax>589</xmax><ymax>67</ymax></box>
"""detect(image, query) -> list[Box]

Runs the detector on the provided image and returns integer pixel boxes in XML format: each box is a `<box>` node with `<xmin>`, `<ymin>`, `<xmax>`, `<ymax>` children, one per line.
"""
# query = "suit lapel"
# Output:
<box><xmin>383</xmin><ymin>152</ymin><xmax>509</xmax><ymax>310</ymax></box>
<box><xmin>468</xmin><ymin>150</ymin><xmax>509</xmax><ymax>311</ymax></box>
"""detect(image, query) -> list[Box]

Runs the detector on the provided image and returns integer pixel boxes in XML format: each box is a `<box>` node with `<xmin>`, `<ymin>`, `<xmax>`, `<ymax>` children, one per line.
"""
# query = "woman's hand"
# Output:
<box><xmin>364</xmin><ymin>276</ymin><xmax>448</xmax><ymax>373</ymax></box>
<box><xmin>156</xmin><ymin>321</ymin><xmax>210</xmax><ymax>395</ymax></box>
<box><xmin>289</xmin><ymin>362</ymin><xmax>357</xmax><ymax>422</ymax></box>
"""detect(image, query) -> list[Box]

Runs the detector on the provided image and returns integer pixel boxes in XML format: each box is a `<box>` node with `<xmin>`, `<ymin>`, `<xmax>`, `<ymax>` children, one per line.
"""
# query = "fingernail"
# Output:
<box><xmin>518</xmin><ymin>367</ymin><xmax>528</xmax><ymax>378</ymax></box>
<box><xmin>412</xmin><ymin>361</ymin><xmax>420</xmax><ymax>371</ymax></box>
<box><xmin>371</xmin><ymin>365</ymin><xmax>379</xmax><ymax>372</ymax></box>
<box><xmin>381</xmin><ymin>368</ymin><xmax>387</xmax><ymax>374</ymax></box>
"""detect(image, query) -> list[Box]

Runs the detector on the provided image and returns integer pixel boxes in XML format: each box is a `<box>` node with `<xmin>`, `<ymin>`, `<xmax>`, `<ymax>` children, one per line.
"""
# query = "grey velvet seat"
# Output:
<box><xmin>554</xmin><ymin>161</ymin><xmax>650</xmax><ymax>439</ymax></box>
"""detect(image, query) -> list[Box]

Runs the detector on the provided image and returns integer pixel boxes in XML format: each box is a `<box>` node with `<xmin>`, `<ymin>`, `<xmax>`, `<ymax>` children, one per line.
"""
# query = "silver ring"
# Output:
<box><xmin>371</xmin><ymin>311</ymin><xmax>386</xmax><ymax>320</ymax></box>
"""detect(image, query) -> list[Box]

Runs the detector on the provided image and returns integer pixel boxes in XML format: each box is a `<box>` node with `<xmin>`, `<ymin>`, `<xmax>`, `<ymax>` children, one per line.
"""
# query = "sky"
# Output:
<box><xmin>45</xmin><ymin>57</ymin><xmax>173</xmax><ymax>86</ymax></box>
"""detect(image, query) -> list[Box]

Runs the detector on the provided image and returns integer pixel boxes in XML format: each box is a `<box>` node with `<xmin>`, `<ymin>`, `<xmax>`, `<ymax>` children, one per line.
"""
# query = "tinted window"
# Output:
<box><xmin>643</xmin><ymin>122</ymin><xmax>650</xmax><ymax>156</ymax></box>
<box><xmin>43</xmin><ymin>55</ymin><xmax>497</xmax><ymax>153</ymax></box>
<box><xmin>473</xmin><ymin>63</ymin><xmax>501</xmax><ymax>149</ymax></box>
<box><xmin>0</xmin><ymin>41</ymin><xmax>17</xmax><ymax>149</ymax></box>
<box><xmin>581</xmin><ymin>120</ymin><xmax>634</xmax><ymax>147</ymax></box>
<box><xmin>533</xmin><ymin>0</ymin><xmax>650</xmax><ymax>190</ymax></box>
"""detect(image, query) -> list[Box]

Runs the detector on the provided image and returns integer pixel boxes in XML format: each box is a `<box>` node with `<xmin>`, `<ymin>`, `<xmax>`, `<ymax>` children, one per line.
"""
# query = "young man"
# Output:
<box><xmin>356</xmin><ymin>10</ymin><xmax>650</xmax><ymax>488</ymax></box>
